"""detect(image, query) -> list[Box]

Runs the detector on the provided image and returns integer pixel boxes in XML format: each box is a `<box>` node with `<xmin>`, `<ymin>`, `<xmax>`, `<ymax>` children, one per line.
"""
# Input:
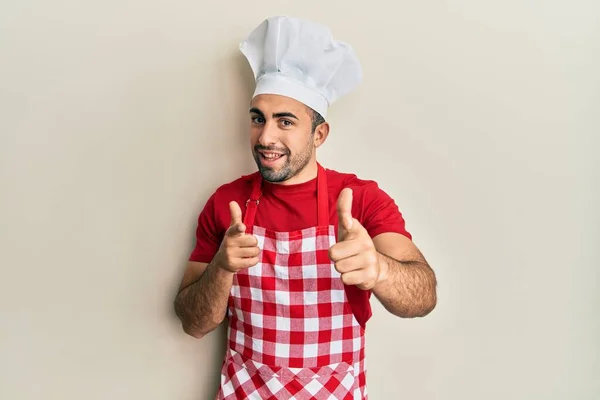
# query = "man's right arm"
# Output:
<box><xmin>174</xmin><ymin>201</ymin><xmax>260</xmax><ymax>339</ymax></box>
<box><xmin>173</xmin><ymin>260</ymin><xmax>234</xmax><ymax>338</ymax></box>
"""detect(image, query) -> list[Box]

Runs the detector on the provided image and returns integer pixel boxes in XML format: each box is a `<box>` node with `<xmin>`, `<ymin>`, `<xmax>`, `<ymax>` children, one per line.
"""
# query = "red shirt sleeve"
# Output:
<box><xmin>188</xmin><ymin>174</ymin><xmax>255</xmax><ymax>263</ymax></box>
<box><xmin>359</xmin><ymin>182</ymin><xmax>412</xmax><ymax>240</ymax></box>
<box><xmin>189</xmin><ymin>192</ymin><xmax>222</xmax><ymax>263</ymax></box>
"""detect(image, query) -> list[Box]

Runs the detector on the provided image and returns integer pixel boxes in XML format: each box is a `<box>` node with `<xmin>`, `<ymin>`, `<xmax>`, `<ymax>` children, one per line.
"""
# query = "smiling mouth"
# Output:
<box><xmin>259</xmin><ymin>151</ymin><xmax>286</xmax><ymax>161</ymax></box>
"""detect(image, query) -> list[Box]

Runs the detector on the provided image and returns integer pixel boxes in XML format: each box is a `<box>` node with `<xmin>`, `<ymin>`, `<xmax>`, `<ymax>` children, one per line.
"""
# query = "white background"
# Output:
<box><xmin>1</xmin><ymin>1</ymin><xmax>598</xmax><ymax>399</ymax></box>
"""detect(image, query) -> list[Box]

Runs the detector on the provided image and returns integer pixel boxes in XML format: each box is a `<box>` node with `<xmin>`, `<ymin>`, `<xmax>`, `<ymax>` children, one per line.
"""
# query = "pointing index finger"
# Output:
<box><xmin>337</xmin><ymin>188</ymin><xmax>353</xmax><ymax>230</ymax></box>
<box><xmin>227</xmin><ymin>201</ymin><xmax>246</xmax><ymax>236</ymax></box>
<box><xmin>229</xmin><ymin>201</ymin><xmax>242</xmax><ymax>227</ymax></box>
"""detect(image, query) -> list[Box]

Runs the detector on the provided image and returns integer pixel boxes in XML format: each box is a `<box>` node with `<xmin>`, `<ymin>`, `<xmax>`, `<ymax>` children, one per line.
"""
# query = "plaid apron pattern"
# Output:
<box><xmin>217</xmin><ymin>165</ymin><xmax>367</xmax><ymax>400</ymax></box>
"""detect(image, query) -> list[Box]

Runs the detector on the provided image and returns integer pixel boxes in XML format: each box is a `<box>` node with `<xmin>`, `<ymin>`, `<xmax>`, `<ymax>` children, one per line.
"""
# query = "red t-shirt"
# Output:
<box><xmin>189</xmin><ymin>167</ymin><xmax>412</xmax><ymax>327</ymax></box>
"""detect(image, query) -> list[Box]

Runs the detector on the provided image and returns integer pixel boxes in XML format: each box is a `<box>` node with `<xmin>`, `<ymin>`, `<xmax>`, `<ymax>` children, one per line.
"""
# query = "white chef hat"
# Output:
<box><xmin>239</xmin><ymin>16</ymin><xmax>362</xmax><ymax>119</ymax></box>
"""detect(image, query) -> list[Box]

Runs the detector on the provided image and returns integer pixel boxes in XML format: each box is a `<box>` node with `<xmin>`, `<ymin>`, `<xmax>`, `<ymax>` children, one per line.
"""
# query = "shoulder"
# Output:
<box><xmin>211</xmin><ymin>171</ymin><xmax>258</xmax><ymax>202</ymax></box>
<box><xmin>204</xmin><ymin>171</ymin><xmax>259</xmax><ymax>228</ymax></box>
<box><xmin>325</xmin><ymin>166</ymin><xmax>402</xmax><ymax>216</ymax></box>
<box><xmin>325</xmin><ymin>167</ymin><xmax>411</xmax><ymax>239</ymax></box>
<box><xmin>325</xmin><ymin>167</ymin><xmax>385</xmax><ymax>198</ymax></box>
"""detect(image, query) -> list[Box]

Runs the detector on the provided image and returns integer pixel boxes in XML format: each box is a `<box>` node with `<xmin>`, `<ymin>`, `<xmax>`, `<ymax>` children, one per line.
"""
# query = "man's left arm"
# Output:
<box><xmin>330</xmin><ymin>188</ymin><xmax>437</xmax><ymax>318</ymax></box>
<box><xmin>371</xmin><ymin>232</ymin><xmax>437</xmax><ymax>318</ymax></box>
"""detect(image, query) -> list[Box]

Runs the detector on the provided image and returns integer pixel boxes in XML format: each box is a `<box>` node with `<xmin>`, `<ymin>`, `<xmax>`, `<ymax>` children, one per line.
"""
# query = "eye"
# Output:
<box><xmin>280</xmin><ymin>119</ymin><xmax>293</xmax><ymax>127</ymax></box>
<box><xmin>251</xmin><ymin>116</ymin><xmax>265</xmax><ymax>125</ymax></box>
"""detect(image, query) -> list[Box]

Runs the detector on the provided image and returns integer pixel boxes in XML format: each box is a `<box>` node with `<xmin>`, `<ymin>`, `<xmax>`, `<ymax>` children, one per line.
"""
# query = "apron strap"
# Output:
<box><xmin>317</xmin><ymin>164</ymin><xmax>330</xmax><ymax>227</ymax></box>
<box><xmin>244</xmin><ymin>164</ymin><xmax>330</xmax><ymax>230</ymax></box>
<box><xmin>243</xmin><ymin>173</ymin><xmax>262</xmax><ymax>231</ymax></box>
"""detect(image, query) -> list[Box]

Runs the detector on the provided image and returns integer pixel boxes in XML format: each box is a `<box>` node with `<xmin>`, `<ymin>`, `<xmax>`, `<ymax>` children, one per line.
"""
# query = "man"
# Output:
<box><xmin>174</xmin><ymin>16</ymin><xmax>437</xmax><ymax>399</ymax></box>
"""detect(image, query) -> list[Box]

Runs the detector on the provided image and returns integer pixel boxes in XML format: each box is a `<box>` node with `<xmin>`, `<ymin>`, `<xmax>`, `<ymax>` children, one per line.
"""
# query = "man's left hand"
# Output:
<box><xmin>329</xmin><ymin>188</ymin><xmax>388</xmax><ymax>290</ymax></box>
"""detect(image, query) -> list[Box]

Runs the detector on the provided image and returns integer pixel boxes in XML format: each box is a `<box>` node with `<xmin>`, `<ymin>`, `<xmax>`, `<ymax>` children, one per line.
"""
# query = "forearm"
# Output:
<box><xmin>174</xmin><ymin>260</ymin><xmax>234</xmax><ymax>338</ymax></box>
<box><xmin>372</xmin><ymin>253</ymin><xmax>437</xmax><ymax>318</ymax></box>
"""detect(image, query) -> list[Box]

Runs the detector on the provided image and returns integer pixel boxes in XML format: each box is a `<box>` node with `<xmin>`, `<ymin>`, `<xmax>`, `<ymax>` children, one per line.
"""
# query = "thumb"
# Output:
<box><xmin>228</xmin><ymin>201</ymin><xmax>244</xmax><ymax>234</ymax></box>
<box><xmin>337</xmin><ymin>188</ymin><xmax>353</xmax><ymax>237</ymax></box>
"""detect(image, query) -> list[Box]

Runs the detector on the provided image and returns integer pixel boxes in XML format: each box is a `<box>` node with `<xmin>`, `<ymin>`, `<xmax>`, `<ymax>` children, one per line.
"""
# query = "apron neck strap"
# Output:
<box><xmin>316</xmin><ymin>164</ymin><xmax>329</xmax><ymax>226</ymax></box>
<box><xmin>243</xmin><ymin>173</ymin><xmax>263</xmax><ymax>230</ymax></box>
<box><xmin>243</xmin><ymin>164</ymin><xmax>330</xmax><ymax>229</ymax></box>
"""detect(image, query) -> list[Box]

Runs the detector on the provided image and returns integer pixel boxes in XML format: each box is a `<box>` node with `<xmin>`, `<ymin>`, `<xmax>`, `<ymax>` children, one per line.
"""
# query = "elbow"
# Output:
<box><xmin>182</xmin><ymin>324</ymin><xmax>208</xmax><ymax>339</ymax></box>
<box><xmin>173</xmin><ymin>301</ymin><xmax>208</xmax><ymax>339</ymax></box>
<box><xmin>418</xmin><ymin>294</ymin><xmax>437</xmax><ymax>317</ymax></box>
<box><xmin>179</xmin><ymin>317</ymin><xmax>218</xmax><ymax>339</ymax></box>
<box><xmin>389</xmin><ymin>302</ymin><xmax>435</xmax><ymax>319</ymax></box>
<box><xmin>415</xmin><ymin>280</ymin><xmax>438</xmax><ymax>317</ymax></box>
<box><xmin>396</xmin><ymin>262</ymin><xmax>438</xmax><ymax>318</ymax></box>
<box><xmin>391</xmin><ymin>284</ymin><xmax>437</xmax><ymax>319</ymax></box>
<box><xmin>415</xmin><ymin>268</ymin><xmax>437</xmax><ymax>317</ymax></box>
<box><xmin>182</xmin><ymin>319</ymin><xmax>223</xmax><ymax>339</ymax></box>
<box><xmin>174</xmin><ymin>303</ymin><xmax>223</xmax><ymax>339</ymax></box>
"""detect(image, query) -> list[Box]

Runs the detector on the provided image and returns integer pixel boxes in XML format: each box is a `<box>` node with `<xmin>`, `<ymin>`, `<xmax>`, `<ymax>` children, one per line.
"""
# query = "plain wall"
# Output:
<box><xmin>1</xmin><ymin>1</ymin><xmax>598</xmax><ymax>399</ymax></box>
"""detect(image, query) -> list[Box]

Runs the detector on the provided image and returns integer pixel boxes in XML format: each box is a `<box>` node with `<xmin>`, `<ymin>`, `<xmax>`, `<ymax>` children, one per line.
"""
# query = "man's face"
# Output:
<box><xmin>249</xmin><ymin>94</ymin><xmax>316</xmax><ymax>183</ymax></box>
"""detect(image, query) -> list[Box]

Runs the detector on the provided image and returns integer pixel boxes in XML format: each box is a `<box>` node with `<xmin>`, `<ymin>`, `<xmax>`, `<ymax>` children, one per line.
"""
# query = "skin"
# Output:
<box><xmin>249</xmin><ymin>94</ymin><xmax>329</xmax><ymax>185</ymax></box>
<box><xmin>174</xmin><ymin>94</ymin><xmax>437</xmax><ymax>338</ymax></box>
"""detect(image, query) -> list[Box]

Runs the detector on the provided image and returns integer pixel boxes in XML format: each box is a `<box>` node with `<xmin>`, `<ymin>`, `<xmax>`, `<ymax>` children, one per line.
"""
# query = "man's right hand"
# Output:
<box><xmin>213</xmin><ymin>201</ymin><xmax>261</xmax><ymax>273</ymax></box>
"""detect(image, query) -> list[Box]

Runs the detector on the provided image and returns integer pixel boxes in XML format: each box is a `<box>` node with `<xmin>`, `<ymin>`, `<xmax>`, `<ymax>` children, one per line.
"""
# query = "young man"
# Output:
<box><xmin>174</xmin><ymin>16</ymin><xmax>437</xmax><ymax>400</ymax></box>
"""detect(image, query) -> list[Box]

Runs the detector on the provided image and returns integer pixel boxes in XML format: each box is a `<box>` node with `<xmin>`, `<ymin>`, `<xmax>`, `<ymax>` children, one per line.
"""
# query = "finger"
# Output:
<box><xmin>231</xmin><ymin>256</ymin><xmax>260</xmax><ymax>270</ymax></box>
<box><xmin>329</xmin><ymin>230</ymin><xmax>372</xmax><ymax>260</ymax></box>
<box><xmin>337</xmin><ymin>188</ymin><xmax>353</xmax><ymax>232</ymax></box>
<box><xmin>339</xmin><ymin>270</ymin><xmax>365</xmax><ymax>286</ymax></box>
<box><xmin>233</xmin><ymin>234</ymin><xmax>259</xmax><ymax>248</ymax></box>
<box><xmin>229</xmin><ymin>201</ymin><xmax>243</xmax><ymax>227</ymax></box>
<box><xmin>329</xmin><ymin>241</ymin><xmax>361</xmax><ymax>262</ymax></box>
<box><xmin>226</xmin><ymin>222</ymin><xmax>246</xmax><ymax>237</ymax></box>
<box><xmin>341</xmin><ymin>218</ymin><xmax>365</xmax><ymax>241</ymax></box>
<box><xmin>333</xmin><ymin>257</ymin><xmax>362</xmax><ymax>274</ymax></box>
<box><xmin>340</xmin><ymin>270</ymin><xmax>377</xmax><ymax>290</ymax></box>
<box><xmin>231</xmin><ymin>246</ymin><xmax>260</xmax><ymax>259</ymax></box>
<box><xmin>356</xmin><ymin>280</ymin><xmax>377</xmax><ymax>291</ymax></box>
<box><xmin>333</xmin><ymin>250</ymin><xmax>377</xmax><ymax>273</ymax></box>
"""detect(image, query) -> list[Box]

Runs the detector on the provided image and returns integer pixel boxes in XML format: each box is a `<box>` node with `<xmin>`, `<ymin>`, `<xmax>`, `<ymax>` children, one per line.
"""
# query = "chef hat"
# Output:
<box><xmin>239</xmin><ymin>16</ymin><xmax>362</xmax><ymax>119</ymax></box>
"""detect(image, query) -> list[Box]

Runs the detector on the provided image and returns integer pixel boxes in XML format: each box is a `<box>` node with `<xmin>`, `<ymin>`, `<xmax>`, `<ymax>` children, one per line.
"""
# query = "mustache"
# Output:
<box><xmin>254</xmin><ymin>145</ymin><xmax>290</xmax><ymax>155</ymax></box>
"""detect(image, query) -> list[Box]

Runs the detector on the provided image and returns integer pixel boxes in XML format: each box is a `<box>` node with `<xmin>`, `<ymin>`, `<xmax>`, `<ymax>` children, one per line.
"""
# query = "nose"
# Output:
<box><xmin>257</xmin><ymin>120</ymin><xmax>279</xmax><ymax>147</ymax></box>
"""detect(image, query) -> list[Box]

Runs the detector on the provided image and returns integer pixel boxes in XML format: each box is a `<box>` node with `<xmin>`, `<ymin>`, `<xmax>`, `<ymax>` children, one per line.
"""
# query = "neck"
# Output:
<box><xmin>278</xmin><ymin>160</ymin><xmax>318</xmax><ymax>186</ymax></box>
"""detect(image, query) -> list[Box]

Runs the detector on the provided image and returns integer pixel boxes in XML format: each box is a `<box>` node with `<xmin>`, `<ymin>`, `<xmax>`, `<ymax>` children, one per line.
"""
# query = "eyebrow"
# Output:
<box><xmin>249</xmin><ymin>107</ymin><xmax>265</xmax><ymax>118</ymax></box>
<box><xmin>249</xmin><ymin>108</ymin><xmax>299</xmax><ymax>120</ymax></box>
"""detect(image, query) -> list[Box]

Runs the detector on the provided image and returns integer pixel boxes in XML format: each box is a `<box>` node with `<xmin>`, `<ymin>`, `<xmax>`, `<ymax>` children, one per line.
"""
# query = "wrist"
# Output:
<box><xmin>375</xmin><ymin>252</ymin><xmax>390</xmax><ymax>286</ymax></box>
<box><xmin>210</xmin><ymin>257</ymin><xmax>235</xmax><ymax>277</ymax></box>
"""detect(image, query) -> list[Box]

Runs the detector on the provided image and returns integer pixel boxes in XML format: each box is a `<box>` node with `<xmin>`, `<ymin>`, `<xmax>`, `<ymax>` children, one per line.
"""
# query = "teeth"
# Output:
<box><xmin>263</xmin><ymin>153</ymin><xmax>282</xmax><ymax>160</ymax></box>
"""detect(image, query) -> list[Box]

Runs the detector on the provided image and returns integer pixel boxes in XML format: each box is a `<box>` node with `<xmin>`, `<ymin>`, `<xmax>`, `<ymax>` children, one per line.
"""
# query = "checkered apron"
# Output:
<box><xmin>216</xmin><ymin>165</ymin><xmax>368</xmax><ymax>400</ymax></box>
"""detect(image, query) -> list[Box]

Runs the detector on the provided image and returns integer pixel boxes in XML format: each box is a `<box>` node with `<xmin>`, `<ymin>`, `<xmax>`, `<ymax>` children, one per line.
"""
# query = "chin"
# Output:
<box><xmin>259</xmin><ymin>169</ymin><xmax>288</xmax><ymax>183</ymax></box>
<box><xmin>258</xmin><ymin>165</ymin><xmax>292</xmax><ymax>183</ymax></box>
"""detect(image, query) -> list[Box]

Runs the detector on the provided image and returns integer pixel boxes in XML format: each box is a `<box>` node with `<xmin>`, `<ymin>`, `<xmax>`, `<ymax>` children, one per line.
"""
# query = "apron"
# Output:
<box><xmin>216</xmin><ymin>164</ymin><xmax>367</xmax><ymax>400</ymax></box>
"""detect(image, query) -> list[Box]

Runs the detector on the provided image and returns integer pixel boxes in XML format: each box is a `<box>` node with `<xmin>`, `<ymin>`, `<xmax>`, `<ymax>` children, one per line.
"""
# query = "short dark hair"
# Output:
<box><xmin>310</xmin><ymin>108</ymin><xmax>326</xmax><ymax>132</ymax></box>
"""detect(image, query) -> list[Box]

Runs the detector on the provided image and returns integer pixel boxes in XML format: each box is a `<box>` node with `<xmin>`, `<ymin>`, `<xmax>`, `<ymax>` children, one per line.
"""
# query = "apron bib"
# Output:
<box><xmin>216</xmin><ymin>165</ymin><xmax>367</xmax><ymax>400</ymax></box>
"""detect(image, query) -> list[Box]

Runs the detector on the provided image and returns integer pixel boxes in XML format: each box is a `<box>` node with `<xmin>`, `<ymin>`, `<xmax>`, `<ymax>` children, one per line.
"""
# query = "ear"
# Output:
<box><xmin>313</xmin><ymin>122</ymin><xmax>330</xmax><ymax>148</ymax></box>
